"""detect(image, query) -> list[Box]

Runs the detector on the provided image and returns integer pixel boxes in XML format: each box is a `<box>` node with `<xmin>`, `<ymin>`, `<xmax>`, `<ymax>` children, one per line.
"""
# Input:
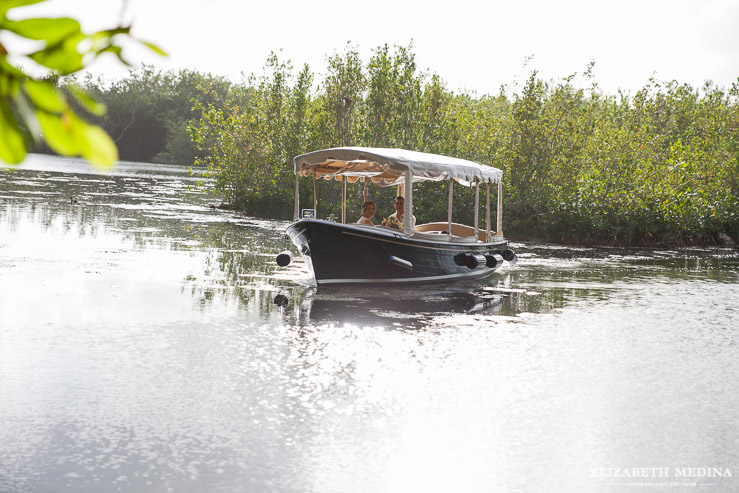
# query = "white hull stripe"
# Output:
<box><xmin>315</xmin><ymin>270</ymin><xmax>495</xmax><ymax>285</ymax></box>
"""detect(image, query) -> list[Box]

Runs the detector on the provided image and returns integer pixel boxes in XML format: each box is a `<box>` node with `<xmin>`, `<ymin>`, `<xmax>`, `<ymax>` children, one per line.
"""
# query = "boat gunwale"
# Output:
<box><xmin>287</xmin><ymin>218</ymin><xmax>507</xmax><ymax>251</ymax></box>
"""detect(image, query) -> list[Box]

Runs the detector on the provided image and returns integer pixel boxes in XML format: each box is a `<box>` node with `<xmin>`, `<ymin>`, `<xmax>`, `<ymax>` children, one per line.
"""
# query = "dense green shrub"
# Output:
<box><xmin>59</xmin><ymin>66</ymin><xmax>233</xmax><ymax>165</ymax></box>
<box><xmin>190</xmin><ymin>46</ymin><xmax>737</xmax><ymax>246</ymax></box>
<box><xmin>37</xmin><ymin>45</ymin><xmax>735</xmax><ymax>246</ymax></box>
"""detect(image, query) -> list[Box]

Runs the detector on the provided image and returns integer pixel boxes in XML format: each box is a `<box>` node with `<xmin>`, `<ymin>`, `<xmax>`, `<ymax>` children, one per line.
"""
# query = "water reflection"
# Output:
<box><xmin>2</xmin><ymin>156</ymin><xmax>739</xmax><ymax>493</ymax></box>
<box><xmin>287</xmin><ymin>284</ymin><xmax>509</xmax><ymax>327</ymax></box>
<box><xmin>7</xmin><ymin>155</ymin><xmax>736</xmax><ymax>328</ymax></box>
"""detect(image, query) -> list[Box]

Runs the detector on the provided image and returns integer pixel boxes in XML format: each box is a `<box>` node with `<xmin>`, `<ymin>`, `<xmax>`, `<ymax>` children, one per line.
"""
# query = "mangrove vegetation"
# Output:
<box><xmin>51</xmin><ymin>44</ymin><xmax>738</xmax><ymax>246</ymax></box>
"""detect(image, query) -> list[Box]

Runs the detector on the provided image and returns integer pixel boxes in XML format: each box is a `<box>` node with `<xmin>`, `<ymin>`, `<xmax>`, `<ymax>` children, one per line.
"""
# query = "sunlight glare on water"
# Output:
<box><xmin>1</xmin><ymin>155</ymin><xmax>738</xmax><ymax>492</ymax></box>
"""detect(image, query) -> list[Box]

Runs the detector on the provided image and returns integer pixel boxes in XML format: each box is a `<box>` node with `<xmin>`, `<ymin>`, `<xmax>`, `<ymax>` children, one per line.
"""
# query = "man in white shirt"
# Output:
<box><xmin>384</xmin><ymin>196</ymin><xmax>416</xmax><ymax>229</ymax></box>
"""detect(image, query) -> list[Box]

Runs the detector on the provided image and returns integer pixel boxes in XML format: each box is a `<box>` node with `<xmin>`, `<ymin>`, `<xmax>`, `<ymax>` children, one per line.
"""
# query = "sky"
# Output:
<box><xmin>10</xmin><ymin>0</ymin><xmax>739</xmax><ymax>95</ymax></box>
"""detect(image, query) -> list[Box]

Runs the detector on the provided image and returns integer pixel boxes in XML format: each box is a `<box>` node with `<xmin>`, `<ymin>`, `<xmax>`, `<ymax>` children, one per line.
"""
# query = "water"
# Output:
<box><xmin>1</xmin><ymin>155</ymin><xmax>738</xmax><ymax>493</ymax></box>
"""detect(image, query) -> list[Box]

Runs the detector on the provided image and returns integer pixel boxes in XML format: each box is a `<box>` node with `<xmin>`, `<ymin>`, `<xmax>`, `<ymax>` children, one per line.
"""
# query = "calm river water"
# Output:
<box><xmin>1</xmin><ymin>155</ymin><xmax>738</xmax><ymax>493</ymax></box>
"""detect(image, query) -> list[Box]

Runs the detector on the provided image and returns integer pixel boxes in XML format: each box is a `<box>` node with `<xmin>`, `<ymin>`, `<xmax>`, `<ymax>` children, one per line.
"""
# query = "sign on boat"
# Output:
<box><xmin>278</xmin><ymin>147</ymin><xmax>517</xmax><ymax>285</ymax></box>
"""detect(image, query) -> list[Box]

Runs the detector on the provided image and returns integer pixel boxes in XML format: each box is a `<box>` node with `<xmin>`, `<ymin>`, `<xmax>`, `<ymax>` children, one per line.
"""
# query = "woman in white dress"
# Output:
<box><xmin>357</xmin><ymin>200</ymin><xmax>376</xmax><ymax>225</ymax></box>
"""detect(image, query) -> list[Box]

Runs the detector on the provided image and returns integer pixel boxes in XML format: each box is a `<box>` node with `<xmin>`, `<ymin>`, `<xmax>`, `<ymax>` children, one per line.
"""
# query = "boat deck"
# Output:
<box><xmin>356</xmin><ymin>221</ymin><xmax>499</xmax><ymax>243</ymax></box>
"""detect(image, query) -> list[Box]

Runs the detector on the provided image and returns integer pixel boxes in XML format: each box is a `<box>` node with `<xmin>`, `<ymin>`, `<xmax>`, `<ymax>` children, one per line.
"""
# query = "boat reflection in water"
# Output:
<box><xmin>290</xmin><ymin>282</ymin><xmax>515</xmax><ymax>327</ymax></box>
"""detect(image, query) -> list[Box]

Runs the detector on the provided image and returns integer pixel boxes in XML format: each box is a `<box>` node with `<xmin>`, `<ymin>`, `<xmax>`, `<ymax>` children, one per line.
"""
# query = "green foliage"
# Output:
<box><xmin>188</xmin><ymin>46</ymin><xmax>738</xmax><ymax>245</ymax></box>
<box><xmin>319</xmin><ymin>44</ymin><xmax>365</xmax><ymax>147</ymax></box>
<box><xmin>189</xmin><ymin>53</ymin><xmax>314</xmax><ymax>216</ymax></box>
<box><xmin>162</xmin><ymin>45</ymin><xmax>739</xmax><ymax>246</ymax></box>
<box><xmin>72</xmin><ymin>66</ymin><xmax>231</xmax><ymax>164</ymax></box>
<box><xmin>502</xmin><ymin>75</ymin><xmax>739</xmax><ymax>245</ymax></box>
<box><xmin>3</xmin><ymin>5</ymin><xmax>733</xmax><ymax>246</ymax></box>
<box><xmin>366</xmin><ymin>43</ymin><xmax>423</xmax><ymax>148</ymax></box>
<box><xmin>0</xmin><ymin>0</ymin><xmax>162</xmax><ymax>167</ymax></box>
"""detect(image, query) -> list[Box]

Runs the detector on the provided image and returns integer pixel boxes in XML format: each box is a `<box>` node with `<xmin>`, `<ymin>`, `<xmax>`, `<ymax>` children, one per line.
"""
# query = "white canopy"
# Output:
<box><xmin>293</xmin><ymin>147</ymin><xmax>502</xmax><ymax>186</ymax></box>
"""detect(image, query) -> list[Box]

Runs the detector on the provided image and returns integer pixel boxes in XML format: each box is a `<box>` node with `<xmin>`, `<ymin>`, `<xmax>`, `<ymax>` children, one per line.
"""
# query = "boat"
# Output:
<box><xmin>278</xmin><ymin>147</ymin><xmax>517</xmax><ymax>285</ymax></box>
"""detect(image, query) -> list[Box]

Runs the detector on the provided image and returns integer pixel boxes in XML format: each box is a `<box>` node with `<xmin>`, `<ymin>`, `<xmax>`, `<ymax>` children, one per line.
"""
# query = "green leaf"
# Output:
<box><xmin>0</xmin><ymin>57</ymin><xmax>26</xmax><ymax>81</ymax></box>
<box><xmin>98</xmin><ymin>45</ymin><xmax>123</xmax><ymax>57</ymax></box>
<box><xmin>3</xmin><ymin>17</ymin><xmax>81</xmax><ymax>44</ymax></box>
<box><xmin>29</xmin><ymin>38</ymin><xmax>85</xmax><ymax>74</ymax></box>
<box><xmin>73</xmin><ymin>116</ymin><xmax>118</xmax><ymax>168</ymax></box>
<box><xmin>0</xmin><ymin>101</ymin><xmax>27</xmax><ymax>164</ymax></box>
<box><xmin>37</xmin><ymin>110</ymin><xmax>78</xmax><ymax>155</ymax></box>
<box><xmin>92</xmin><ymin>26</ymin><xmax>131</xmax><ymax>39</ymax></box>
<box><xmin>38</xmin><ymin>110</ymin><xmax>117</xmax><ymax>167</ymax></box>
<box><xmin>23</xmin><ymin>79</ymin><xmax>66</xmax><ymax>113</ymax></box>
<box><xmin>140</xmin><ymin>40</ymin><xmax>167</xmax><ymax>57</ymax></box>
<box><xmin>67</xmin><ymin>84</ymin><xmax>106</xmax><ymax>116</ymax></box>
<box><xmin>0</xmin><ymin>0</ymin><xmax>44</xmax><ymax>17</ymax></box>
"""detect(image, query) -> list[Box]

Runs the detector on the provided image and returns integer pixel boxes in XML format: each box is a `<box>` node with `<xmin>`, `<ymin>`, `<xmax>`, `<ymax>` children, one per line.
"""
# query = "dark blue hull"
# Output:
<box><xmin>286</xmin><ymin>219</ymin><xmax>509</xmax><ymax>285</ymax></box>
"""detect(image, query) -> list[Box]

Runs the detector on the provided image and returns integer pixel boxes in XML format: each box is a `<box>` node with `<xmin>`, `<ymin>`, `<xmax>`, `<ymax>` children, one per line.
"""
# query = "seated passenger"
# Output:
<box><xmin>357</xmin><ymin>200</ymin><xmax>376</xmax><ymax>225</ymax></box>
<box><xmin>381</xmin><ymin>196</ymin><xmax>416</xmax><ymax>229</ymax></box>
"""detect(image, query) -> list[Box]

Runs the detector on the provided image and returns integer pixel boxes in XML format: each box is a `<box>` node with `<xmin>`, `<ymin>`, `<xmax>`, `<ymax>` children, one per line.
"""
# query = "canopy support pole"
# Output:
<box><xmin>341</xmin><ymin>178</ymin><xmax>346</xmax><ymax>224</ymax></box>
<box><xmin>447</xmin><ymin>179</ymin><xmax>453</xmax><ymax>235</ymax></box>
<box><xmin>363</xmin><ymin>177</ymin><xmax>368</xmax><ymax>202</ymax></box>
<box><xmin>473</xmin><ymin>181</ymin><xmax>479</xmax><ymax>241</ymax></box>
<box><xmin>403</xmin><ymin>172</ymin><xmax>413</xmax><ymax>235</ymax></box>
<box><xmin>495</xmin><ymin>181</ymin><xmax>503</xmax><ymax>237</ymax></box>
<box><xmin>485</xmin><ymin>182</ymin><xmax>491</xmax><ymax>242</ymax></box>
<box><xmin>293</xmin><ymin>171</ymin><xmax>300</xmax><ymax>221</ymax></box>
<box><xmin>313</xmin><ymin>174</ymin><xmax>317</xmax><ymax>214</ymax></box>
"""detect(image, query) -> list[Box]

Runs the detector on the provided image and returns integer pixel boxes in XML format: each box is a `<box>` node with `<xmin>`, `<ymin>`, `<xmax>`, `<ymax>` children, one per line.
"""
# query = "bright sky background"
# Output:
<box><xmin>13</xmin><ymin>0</ymin><xmax>739</xmax><ymax>95</ymax></box>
